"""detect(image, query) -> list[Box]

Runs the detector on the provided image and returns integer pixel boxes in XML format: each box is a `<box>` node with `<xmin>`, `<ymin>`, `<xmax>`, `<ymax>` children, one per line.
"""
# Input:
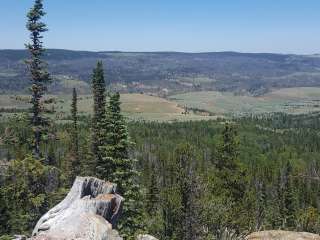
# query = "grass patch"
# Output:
<box><xmin>0</xmin><ymin>93</ymin><xmax>217</xmax><ymax>122</ymax></box>
<box><xmin>169</xmin><ymin>87</ymin><xmax>320</xmax><ymax>115</ymax></box>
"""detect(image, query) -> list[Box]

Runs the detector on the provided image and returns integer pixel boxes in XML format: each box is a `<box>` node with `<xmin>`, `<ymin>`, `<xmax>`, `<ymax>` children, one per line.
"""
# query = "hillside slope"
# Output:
<box><xmin>1</xmin><ymin>50</ymin><xmax>320</xmax><ymax>94</ymax></box>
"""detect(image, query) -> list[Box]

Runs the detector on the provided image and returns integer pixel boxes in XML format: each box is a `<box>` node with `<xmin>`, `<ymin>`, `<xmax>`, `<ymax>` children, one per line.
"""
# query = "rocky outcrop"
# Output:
<box><xmin>31</xmin><ymin>177</ymin><xmax>124</xmax><ymax>240</ymax></box>
<box><xmin>246</xmin><ymin>230</ymin><xmax>320</xmax><ymax>240</ymax></box>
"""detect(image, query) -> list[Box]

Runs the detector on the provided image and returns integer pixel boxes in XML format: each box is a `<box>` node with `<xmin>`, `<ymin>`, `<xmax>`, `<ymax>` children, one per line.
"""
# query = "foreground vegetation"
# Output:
<box><xmin>2</xmin><ymin>112</ymin><xmax>320</xmax><ymax>239</ymax></box>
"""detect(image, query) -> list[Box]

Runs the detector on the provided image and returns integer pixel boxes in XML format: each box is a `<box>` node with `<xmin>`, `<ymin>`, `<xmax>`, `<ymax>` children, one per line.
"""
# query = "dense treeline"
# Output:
<box><xmin>2</xmin><ymin>112</ymin><xmax>320</xmax><ymax>238</ymax></box>
<box><xmin>129</xmin><ymin>114</ymin><xmax>320</xmax><ymax>238</ymax></box>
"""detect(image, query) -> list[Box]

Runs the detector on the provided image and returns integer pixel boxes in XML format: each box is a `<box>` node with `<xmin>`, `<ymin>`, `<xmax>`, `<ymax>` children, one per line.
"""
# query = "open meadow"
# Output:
<box><xmin>0</xmin><ymin>93</ymin><xmax>217</xmax><ymax>122</ymax></box>
<box><xmin>169</xmin><ymin>87</ymin><xmax>320</xmax><ymax>116</ymax></box>
<box><xmin>1</xmin><ymin>87</ymin><xmax>320</xmax><ymax>121</ymax></box>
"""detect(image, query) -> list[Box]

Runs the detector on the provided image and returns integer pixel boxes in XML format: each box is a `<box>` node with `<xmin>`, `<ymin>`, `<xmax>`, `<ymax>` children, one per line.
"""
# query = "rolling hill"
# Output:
<box><xmin>1</xmin><ymin>49</ymin><xmax>320</xmax><ymax>95</ymax></box>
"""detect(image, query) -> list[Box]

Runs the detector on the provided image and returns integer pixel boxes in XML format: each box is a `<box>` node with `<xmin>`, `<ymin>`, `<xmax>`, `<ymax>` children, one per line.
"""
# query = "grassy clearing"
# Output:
<box><xmin>169</xmin><ymin>87</ymin><xmax>320</xmax><ymax>115</ymax></box>
<box><xmin>76</xmin><ymin>94</ymin><xmax>218</xmax><ymax>122</ymax></box>
<box><xmin>3</xmin><ymin>87</ymin><xmax>319</xmax><ymax>121</ymax></box>
<box><xmin>262</xmin><ymin>87</ymin><xmax>320</xmax><ymax>100</ymax></box>
<box><xmin>0</xmin><ymin>93</ymin><xmax>217</xmax><ymax>122</ymax></box>
<box><xmin>0</xmin><ymin>95</ymin><xmax>30</xmax><ymax>109</ymax></box>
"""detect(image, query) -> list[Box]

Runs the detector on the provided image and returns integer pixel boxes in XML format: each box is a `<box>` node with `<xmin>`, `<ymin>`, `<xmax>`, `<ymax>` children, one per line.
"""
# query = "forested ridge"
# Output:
<box><xmin>2</xmin><ymin>50</ymin><xmax>320</xmax><ymax>94</ymax></box>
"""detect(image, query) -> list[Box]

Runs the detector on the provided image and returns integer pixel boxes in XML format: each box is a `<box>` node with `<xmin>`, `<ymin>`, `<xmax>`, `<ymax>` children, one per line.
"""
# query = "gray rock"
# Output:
<box><xmin>136</xmin><ymin>234</ymin><xmax>158</xmax><ymax>240</ymax></box>
<box><xmin>246</xmin><ymin>230</ymin><xmax>320</xmax><ymax>240</ymax></box>
<box><xmin>31</xmin><ymin>177</ymin><xmax>124</xmax><ymax>240</ymax></box>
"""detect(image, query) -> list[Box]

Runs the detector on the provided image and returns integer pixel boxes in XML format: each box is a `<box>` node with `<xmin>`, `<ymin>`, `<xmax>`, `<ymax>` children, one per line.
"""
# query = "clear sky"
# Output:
<box><xmin>1</xmin><ymin>0</ymin><xmax>320</xmax><ymax>54</ymax></box>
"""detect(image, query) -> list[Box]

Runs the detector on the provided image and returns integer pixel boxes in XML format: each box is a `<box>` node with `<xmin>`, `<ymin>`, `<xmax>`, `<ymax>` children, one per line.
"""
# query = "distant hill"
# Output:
<box><xmin>1</xmin><ymin>49</ymin><xmax>320</xmax><ymax>95</ymax></box>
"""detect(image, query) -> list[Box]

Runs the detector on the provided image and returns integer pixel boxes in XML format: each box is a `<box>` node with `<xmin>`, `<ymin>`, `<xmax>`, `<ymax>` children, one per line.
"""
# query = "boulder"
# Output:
<box><xmin>31</xmin><ymin>176</ymin><xmax>124</xmax><ymax>240</ymax></box>
<box><xmin>136</xmin><ymin>234</ymin><xmax>158</xmax><ymax>240</ymax></box>
<box><xmin>246</xmin><ymin>230</ymin><xmax>320</xmax><ymax>240</ymax></box>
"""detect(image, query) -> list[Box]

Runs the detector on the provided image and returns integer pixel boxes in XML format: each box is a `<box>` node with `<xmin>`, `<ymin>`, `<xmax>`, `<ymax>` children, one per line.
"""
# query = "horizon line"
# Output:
<box><xmin>0</xmin><ymin>48</ymin><xmax>319</xmax><ymax>56</ymax></box>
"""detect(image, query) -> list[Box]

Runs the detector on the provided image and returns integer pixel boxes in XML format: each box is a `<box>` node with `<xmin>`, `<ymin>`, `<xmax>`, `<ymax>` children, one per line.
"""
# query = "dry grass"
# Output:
<box><xmin>170</xmin><ymin>87</ymin><xmax>320</xmax><ymax>115</ymax></box>
<box><xmin>0</xmin><ymin>93</ymin><xmax>217</xmax><ymax>122</ymax></box>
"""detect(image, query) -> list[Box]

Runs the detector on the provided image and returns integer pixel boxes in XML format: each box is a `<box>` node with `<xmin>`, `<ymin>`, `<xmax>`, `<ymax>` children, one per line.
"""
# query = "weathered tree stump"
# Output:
<box><xmin>32</xmin><ymin>177</ymin><xmax>123</xmax><ymax>240</ymax></box>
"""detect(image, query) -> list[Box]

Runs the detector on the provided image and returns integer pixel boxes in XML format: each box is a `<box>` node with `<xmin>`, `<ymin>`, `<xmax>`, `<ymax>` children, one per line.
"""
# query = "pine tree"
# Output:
<box><xmin>144</xmin><ymin>163</ymin><xmax>162</xmax><ymax>237</ymax></box>
<box><xmin>283</xmin><ymin>161</ymin><xmax>296</xmax><ymax>229</ymax></box>
<box><xmin>255</xmin><ymin>179</ymin><xmax>266</xmax><ymax>230</ymax></box>
<box><xmin>145</xmin><ymin>163</ymin><xmax>159</xmax><ymax>214</ymax></box>
<box><xmin>217</xmin><ymin>123</ymin><xmax>239</xmax><ymax>171</ymax></box>
<box><xmin>160</xmin><ymin>158</ymin><xmax>177</xmax><ymax>240</ymax></box>
<box><xmin>216</xmin><ymin>123</ymin><xmax>245</xmax><ymax>200</ymax></box>
<box><xmin>68</xmin><ymin>88</ymin><xmax>80</xmax><ymax>183</ymax></box>
<box><xmin>99</xmin><ymin>92</ymin><xmax>143</xmax><ymax>239</ymax></box>
<box><xmin>174</xmin><ymin>143</ymin><xmax>203</xmax><ymax>240</ymax></box>
<box><xmin>91</xmin><ymin>61</ymin><xmax>106</xmax><ymax>170</ymax></box>
<box><xmin>205</xmin><ymin>123</ymin><xmax>246</xmax><ymax>236</ymax></box>
<box><xmin>71</xmin><ymin>88</ymin><xmax>78</xmax><ymax>138</ymax></box>
<box><xmin>277</xmin><ymin>169</ymin><xmax>286</xmax><ymax>228</ymax></box>
<box><xmin>26</xmin><ymin>0</ymin><xmax>50</xmax><ymax>158</ymax></box>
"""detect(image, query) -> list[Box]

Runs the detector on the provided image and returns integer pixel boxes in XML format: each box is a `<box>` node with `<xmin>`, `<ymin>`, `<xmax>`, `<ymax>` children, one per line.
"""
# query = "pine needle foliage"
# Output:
<box><xmin>25</xmin><ymin>0</ymin><xmax>51</xmax><ymax>158</ymax></box>
<box><xmin>68</xmin><ymin>88</ymin><xmax>80</xmax><ymax>184</ymax></box>
<box><xmin>1</xmin><ymin>155</ymin><xmax>48</xmax><ymax>234</ymax></box>
<box><xmin>98</xmin><ymin>92</ymin><xmax>144</xmax><ymax>239</ymax></box>
<box><xmin>91</xmin><ymin>61</ymin><xmax>106</xmax><ymax>170</ymax></box>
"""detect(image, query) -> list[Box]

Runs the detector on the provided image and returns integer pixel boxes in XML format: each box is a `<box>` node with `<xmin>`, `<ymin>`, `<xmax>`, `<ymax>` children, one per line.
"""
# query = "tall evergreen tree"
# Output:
<box><xmin>71</xmin><ymin>88</ymin><xmax>79</xmax><ymax>152</ymax></box>
<box><xmin>282</xmin><ymin>161</ymin><xmax>297</xmax><ymax>229</ymax></box>
<box><xmin>145</xmin><ymin>163</ymin><xmax>159</xmax><ymax>214</ymax></box>
<box><xmin>99</xmin><ymin>92</ymin><xmax>143</xmax><ymax>239</ymax></box>
<box><xmin>144</xmin><ymin>163</ymin><xmax>162</xmax><ymax>237</ymax></box>
<box><xmin>160</xmin><ymin>157</ymin><xmax>178</xmax><ymax>240</ymax></box>
<box><xmin>203</xmin><ymin>123</ymin><xmax>247</xmax><ymax>236</ymax></box>
<box><xmin>68</xmin><ymin>88</ymin><xmax>80</xmax><ymax>183</ymax></box>
<box><xmin>26</xmin><ymin>0</ymin><xmax>50</xmax><ymax>158</ymax></box>
<box><xmin>216</xmin><ymin>123</ymin><xmax>245</xmax><ymax>200</ymax></box>
<box><xmin>255</xmin><ymin>179</ymin><xmax>266</xmax><ymax>230</ymax></box>
<box><xmin>216</xmin><ymin>123</ymin><xmax>239</xmax><ymax>171</ymax></box>
<box><xmin>174</xmin><ymin>143</ymin><xmax>203</xmax><ymax>240</ymax></box>
<box><xmin>91</xmin><ymin>61</ymin><xmax>106</xmax><ymax>170</ymax></box>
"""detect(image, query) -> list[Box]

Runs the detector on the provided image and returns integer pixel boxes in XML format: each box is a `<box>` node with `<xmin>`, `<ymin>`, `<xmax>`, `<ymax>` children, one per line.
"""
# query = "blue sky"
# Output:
<box><xmin>1</xmin><ymin>0</ymin><xmax>320</xmax><ymax>53</ymax></box>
